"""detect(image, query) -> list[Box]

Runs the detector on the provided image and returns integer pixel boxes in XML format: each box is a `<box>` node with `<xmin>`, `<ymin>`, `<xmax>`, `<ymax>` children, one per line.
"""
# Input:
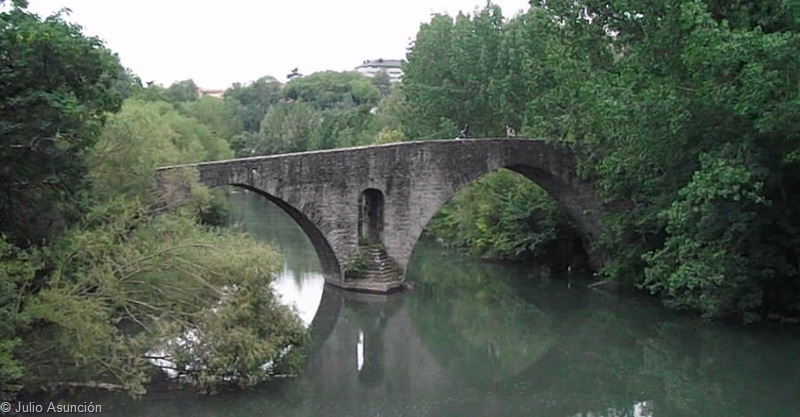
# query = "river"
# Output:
<box><xmin>29</xmin><ymin>189</ymin><xmax>800</xmax><ymax>416</ymax></box>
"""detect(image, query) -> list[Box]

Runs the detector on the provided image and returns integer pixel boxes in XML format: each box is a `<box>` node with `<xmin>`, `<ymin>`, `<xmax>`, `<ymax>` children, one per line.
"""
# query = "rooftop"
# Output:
<box><xmin>356</xmin><ymin>59</ymin><xmax>403</xmax><ymax>69</ymax></box>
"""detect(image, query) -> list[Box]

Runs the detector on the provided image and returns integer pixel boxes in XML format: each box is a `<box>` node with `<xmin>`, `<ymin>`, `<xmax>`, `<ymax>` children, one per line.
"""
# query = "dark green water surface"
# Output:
<box><xmin>32</xmin><ymin>190</ymin><xmax>800</xmax><ymax>416</ymax></box>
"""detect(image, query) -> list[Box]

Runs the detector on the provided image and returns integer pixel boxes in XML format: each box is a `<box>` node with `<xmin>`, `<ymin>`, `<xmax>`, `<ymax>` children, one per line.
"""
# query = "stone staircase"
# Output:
<box><xmin>359</xmin><ymin>246</ymin><xmax>401</xmax><ymax>282</ymax></box>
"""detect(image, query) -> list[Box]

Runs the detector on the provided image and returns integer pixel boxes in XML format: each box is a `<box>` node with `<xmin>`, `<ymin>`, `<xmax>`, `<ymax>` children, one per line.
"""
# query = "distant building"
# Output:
<box><xmin>197</xmin><ymin>88</ymin><xmax>225</xmax><ymax>99</ymax></box>
<box><xmin>355</xmin><ymin>58</ymin><xmax>403</xmax><ymax>83</ymax></box>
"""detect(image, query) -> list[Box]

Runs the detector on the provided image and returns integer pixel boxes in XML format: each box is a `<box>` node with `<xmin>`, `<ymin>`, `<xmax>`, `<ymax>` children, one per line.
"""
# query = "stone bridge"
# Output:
<box><xmin>156</xmin><ymin>139</ymin><xmax>604</xmax><ymax>292</ymax></box>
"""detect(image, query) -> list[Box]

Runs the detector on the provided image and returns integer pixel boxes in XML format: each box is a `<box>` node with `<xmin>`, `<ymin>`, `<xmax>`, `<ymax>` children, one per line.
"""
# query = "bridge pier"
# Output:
<box><xmin>156</xmin><ymin>139</ymin><xmax>607</xmax><ymax>293</ymax></box>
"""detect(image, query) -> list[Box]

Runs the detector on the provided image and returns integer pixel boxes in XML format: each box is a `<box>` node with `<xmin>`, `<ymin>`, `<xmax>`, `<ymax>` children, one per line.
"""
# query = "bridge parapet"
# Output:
<box><xmin>156</xmin><ymin>139</ymin><xmax>604</xmax><ymax>292</ymax></box>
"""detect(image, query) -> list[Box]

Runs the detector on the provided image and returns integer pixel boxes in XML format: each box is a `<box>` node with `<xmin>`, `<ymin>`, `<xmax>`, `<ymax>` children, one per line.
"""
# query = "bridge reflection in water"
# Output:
<box><xmin>57</xmin><ymin>191</ymin><xmax>800</xmax><ymax>417</ymax></box>
<box><xmin>65</xmin><ymin>261</ymin><xmax>800</xmax><ymax>417</ymax></box>
<box><xmin>304</xmin><ymin>287</ymin><xmax>454</xmax><ymax>414</ymax></box>
<box><xmin>298</xmin><ymin>281</ymin><xmax>652</xmax><ymax>417</ymax></box>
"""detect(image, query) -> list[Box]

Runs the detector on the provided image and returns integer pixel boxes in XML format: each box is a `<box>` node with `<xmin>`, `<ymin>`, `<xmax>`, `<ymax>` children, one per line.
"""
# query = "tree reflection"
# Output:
<box><xmin>407</xmin><ymin>236</ymin><xmax>800</xmax><ymax>417</ymax></box>
<box><xmin>496</xmin><ymin>288</ymin><xmax>800</xmax><ymax>417</ymax></box>
<box><xmin>406</xmin><ymin>237</ymin><xmax>557</xmax><ymax>387</ymax></box>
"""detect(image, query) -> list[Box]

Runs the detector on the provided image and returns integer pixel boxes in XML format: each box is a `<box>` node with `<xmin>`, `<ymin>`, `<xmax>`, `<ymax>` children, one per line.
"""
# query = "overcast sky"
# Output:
<box><xmin>24</xmin><ymin>0</ymin><xmax>532</xmax><ymax>89</ymax></box>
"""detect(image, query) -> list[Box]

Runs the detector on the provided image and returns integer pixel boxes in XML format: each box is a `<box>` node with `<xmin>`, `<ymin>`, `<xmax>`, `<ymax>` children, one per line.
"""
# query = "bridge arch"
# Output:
<box><xmin>156</xmin><ymin>139</ymin><xmax>605</xmax><ymax>292</ymax></box>
<box><xmin>224</xmin><ymin>184</ymin><xmax>342</xmax><ymax>282</ymax></box>
<box><xmin>403</xmin><ymin>163</ymin><xmax>600</xmax><ymax>272</ymax></box>
<box><xmin>382</xmin><ymin>141</ymin><xmax>604</xmax><ymax>275</ymax></box>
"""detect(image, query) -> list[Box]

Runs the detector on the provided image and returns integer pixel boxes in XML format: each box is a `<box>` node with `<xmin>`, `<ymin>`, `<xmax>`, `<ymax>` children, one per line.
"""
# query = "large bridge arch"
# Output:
<box><xmin>383</xmin><ymin>140</ymin><xmax>605</xmax><ymax>274</ymax></box>
<box><xmin>156</xmin><ymin>139</ymin><xmax>605</xmax><ymax>292</ymax></box>
<box><xmin>228</xmin><ymin>184</ymin><xmax>341</xmax><ymax>282</ymax></box>
<box><xmin>401</xmin><ymin>162</ymin><xmax>603</xmax><ymax>273</ymax></box>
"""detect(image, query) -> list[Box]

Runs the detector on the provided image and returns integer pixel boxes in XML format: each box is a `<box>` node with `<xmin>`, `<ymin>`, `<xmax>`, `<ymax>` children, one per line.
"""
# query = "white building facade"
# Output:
<box><xmin>355</xmin><ymin>59</ymin><xmax>403</xmax><ymax>83</ymax></box>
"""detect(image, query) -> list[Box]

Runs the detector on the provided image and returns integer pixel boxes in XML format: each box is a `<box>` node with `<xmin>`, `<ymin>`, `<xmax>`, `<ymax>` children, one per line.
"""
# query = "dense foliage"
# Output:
<box><xmin>225</xmin><ymin>76</ymin><xmax>283</xmax><ymax>134</ymax></box>
<box><xmin>402</xmin><ymin>1</ymin><xmax>800</xmax><ymax>321</ymax></box>
<box><xmin>0</xmin><ymin>4</ymin><xmax>306</xmax><ymax>399</ymax></box>
<box><xmin>216</xmin><ymin>70</ymin><xmax>404</xmax><ymax>156</ymax></box>
<box><xmin>401</xmin><ymin>6</ymin><xmax>582</xmax><ymax>269</ymax></box>
<box><xmin>91</xmin><ymin>100</ymin><xmax>234</xmax><ymax>200</ymax></box>
<box><xmin>426</xmin><ymin>170</ymin><xmax>579</xmax><ymax>267</ymax></box>
<box><xmin>20</xmin><ymin>198</ymin><xmax>304</xmax><ymax>395</ymax></box>
<box><xmin>0</xmin><ymin>5</ymin><xmax>125</xmax><ymax>247</ymax></box>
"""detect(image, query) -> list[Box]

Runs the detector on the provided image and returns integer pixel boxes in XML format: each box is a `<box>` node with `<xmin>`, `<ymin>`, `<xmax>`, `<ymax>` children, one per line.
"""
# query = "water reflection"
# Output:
<box><xmin>31</xmin><ymin>191</ymin><xmax>800</xmax><ymax>417</ymax></box>
<box><xmin>406</xmin><ymin>238</ymin><xmax>561</xmax><ymax>387</ymax></box>
<box><xmin>226</xmin><ymin>188</ymin><xmax>324</xmax><ymax>326</ymax></box>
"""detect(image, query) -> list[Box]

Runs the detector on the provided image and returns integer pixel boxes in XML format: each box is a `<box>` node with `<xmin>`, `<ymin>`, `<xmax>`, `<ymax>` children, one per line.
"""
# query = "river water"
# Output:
<box><xmin>32</xmin><ymin>190</ymin><xmax>800</xmax><ymax>416</ymax></box>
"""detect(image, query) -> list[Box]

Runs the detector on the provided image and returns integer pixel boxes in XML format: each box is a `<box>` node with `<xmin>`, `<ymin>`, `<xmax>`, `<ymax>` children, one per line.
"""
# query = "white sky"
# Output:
<box><xmin>24</xmin><ymin>0</ymin><xmax>532</xmax><ymax>89</ymax></box>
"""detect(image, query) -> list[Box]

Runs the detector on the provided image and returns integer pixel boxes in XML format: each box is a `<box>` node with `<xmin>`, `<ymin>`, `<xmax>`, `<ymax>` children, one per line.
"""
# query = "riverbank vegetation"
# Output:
<box><xmin>1</xmin><ymin>3</ymin><xmax>305</xmax><ymax>400</ymax></box>
<box><xmin>399</xmin><ymin>0</ymin><xmax>800</xmax><ymax>324</ymax></box>
<box><xmin>424</xmin><ymin>170</ymin><xmax>581</xmax><ymax>268</ymax></box>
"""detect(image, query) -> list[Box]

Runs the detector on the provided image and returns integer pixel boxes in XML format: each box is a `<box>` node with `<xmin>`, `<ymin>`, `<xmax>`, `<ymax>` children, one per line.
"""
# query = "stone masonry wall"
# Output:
<box><xmin>156</xmin><ymin>139</ymin><xmax>605</xmax><ymax>288</ymax></box>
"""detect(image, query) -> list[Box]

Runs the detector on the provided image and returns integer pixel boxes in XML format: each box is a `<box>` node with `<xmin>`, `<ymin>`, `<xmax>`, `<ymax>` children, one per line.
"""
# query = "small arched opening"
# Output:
<box><xmin>358</xmin><ymin>188</ymin><xmax>385</xmax><ymax>246</ymax></box>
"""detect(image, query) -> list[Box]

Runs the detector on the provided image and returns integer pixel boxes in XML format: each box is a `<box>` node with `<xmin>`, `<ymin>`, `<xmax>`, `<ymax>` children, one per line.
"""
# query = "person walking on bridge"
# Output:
<box><xmin>456</xmin><ymin>124</ymin><xmax>470</xmax><ymax>139</ymax></box>
<box><xmin>505</xmin><ymin>124</ymin><xmax>516</xmax><ymax>138</ymax></box>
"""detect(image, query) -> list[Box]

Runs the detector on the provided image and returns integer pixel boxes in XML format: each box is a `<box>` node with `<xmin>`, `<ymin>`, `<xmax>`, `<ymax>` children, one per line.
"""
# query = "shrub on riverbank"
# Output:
<box><xmin>15</xmin><ymin>197</ymin><xmax>305</xmax><ymax>395</ymax></box>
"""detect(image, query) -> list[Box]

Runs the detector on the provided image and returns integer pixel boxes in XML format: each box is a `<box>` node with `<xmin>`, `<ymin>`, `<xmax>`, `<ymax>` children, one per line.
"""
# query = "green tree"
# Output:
<box><xmin>373</xmin><ymin>127</ymin><xmax>406</xmax><ymax>144</ymax></box>
<box><xmin>0</xmin><ymin>4</ymin><xmax>126</xmax><ymax>247</ymax></box>
<box><xmin>401</xmin><ymin>13</ymin><xmax>458</xmax><ymax>139</ymax></box>
<box><xmin>371</xmin><ymin>70</ymin><xmax>393</xmax><ymax>98</ymax></box>
<box><xmin>373</xmin><ymin>87</ymin><xmax>408</xmax><ymax>132</ymax></box>
<box><xmin>523</xmin><ymin>0</ymin><xmax>800</xmax><ymax>320</ymax></box>
<box><xmin>0</xmin><ymin>3</ymin><xmax>307</xmax><ymax>399</ymax></box>
<box><xmin>427</xmin><ymin>170</ymin><xmax>577</xmax><ymax>264</ymax></box>
<box><xmin>402</xmin><ymin>5</ymin><xmax>509</xmax><ymax>139</ymax></box>
<box><xmin>113</xmin><ymin>67</ymin><xmax>145</xmax><ymax>100</ymax></box>
<box><xmin>165</xmin><ymin>79</ymin><xmax>200</xmax><ymax>104</ymax></box>
<box><xmin>20</xmin><ymin>196</ymin><xmax>304</xmax><ymax>394</ymax></box>
<box><xmin>90</xmin><ymin>100</ymin><xmax>233</xmax><ymax>201</ymax></box>
<box><xmin>181</xmin><ymin>96</ymin><xmax>245</xmax><ymax>145</ymax></box>
<box><xmin>0</xmin><ymin>237</ymin><xmax>35</xmax><ymax>398</ymax></box>
<box><xmin>134</xmin><ymin>83</ymin><xmax>170</xmax><ymax>102</ymax></box>
<box><xmin>15</xmin><ymin>95</ymin><xmax>302</xmax><ymax>395</ymax></box>
<box><xmin>403</xmin><ymin>4</ymin><xmax>579</xmax><ymax>271</ymax></box>
<box><xmin>224</xmin><ymin>76</ymin><xmax>283</xmax><ymax>133</ymax></box>
<box><xmin>312</xmin><ymin>107</ymin><xmax>376</xmax><ymax>150</ymax></box>
<box><xmin>643</xmin><ymin>150</ymin><xmax>769</xmax><ymax>320</ymax></box>
<box><xmin>255</xmin><ymin>102</ymin><xmax>321</xmax><ymax>154</ymax></box>
<box><xmin>247</xmin><ymin>71</ymin><xmax>386</xmax><ymax>154</ymax></box>
<box><xmin>280</xmin><ymin>71</ymin><xmax>383</xmax><ymax>150</ymax></box>
<box><xmin>405</xmin><ymin>0</ymin><xmax>800</xmax><ymax>320</ymax></box>
<box><xmin>282</xmin><ymin>71</ymin><xmax>381</xmax><ymax>111</ymax></box>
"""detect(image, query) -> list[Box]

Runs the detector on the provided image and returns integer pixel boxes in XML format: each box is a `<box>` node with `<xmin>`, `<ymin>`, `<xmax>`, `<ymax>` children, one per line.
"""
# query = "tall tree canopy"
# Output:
<box><xmin>180</xmin><ymin>96</ymin><xmax>245</xmax><ymax>146</ymax></box>
<box><xmin>238</xmin><ymin>71</ymin><xmax>385</xmax><ymax>155</ymax></box>
<box><xmin>224</xmin><ymin>76</ymin><xmax>284</xmax><ymax>133</ymax></box>
<box><xmin>402</xmin><ymin>1</ymin><xmax>800</xmax><ymax>321</ymax></box>
<box><xmin>164</xmin><ymin>79</ymin><xmax>200</xmax><ymax>104</ymax></box>
<box><xmin>0</xmin><ymin>5</ymin><xmax>126</xmax><ymax>247</ymax></box>
<box><xmin>530</xmin><ymin>0</ymin><xmax>800</xmax><ymax>320</ymax></box>
<box><xmin>282</xmin><ymin>71</ymin><xmax>381</xmax><ymax>111</ymax></box>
